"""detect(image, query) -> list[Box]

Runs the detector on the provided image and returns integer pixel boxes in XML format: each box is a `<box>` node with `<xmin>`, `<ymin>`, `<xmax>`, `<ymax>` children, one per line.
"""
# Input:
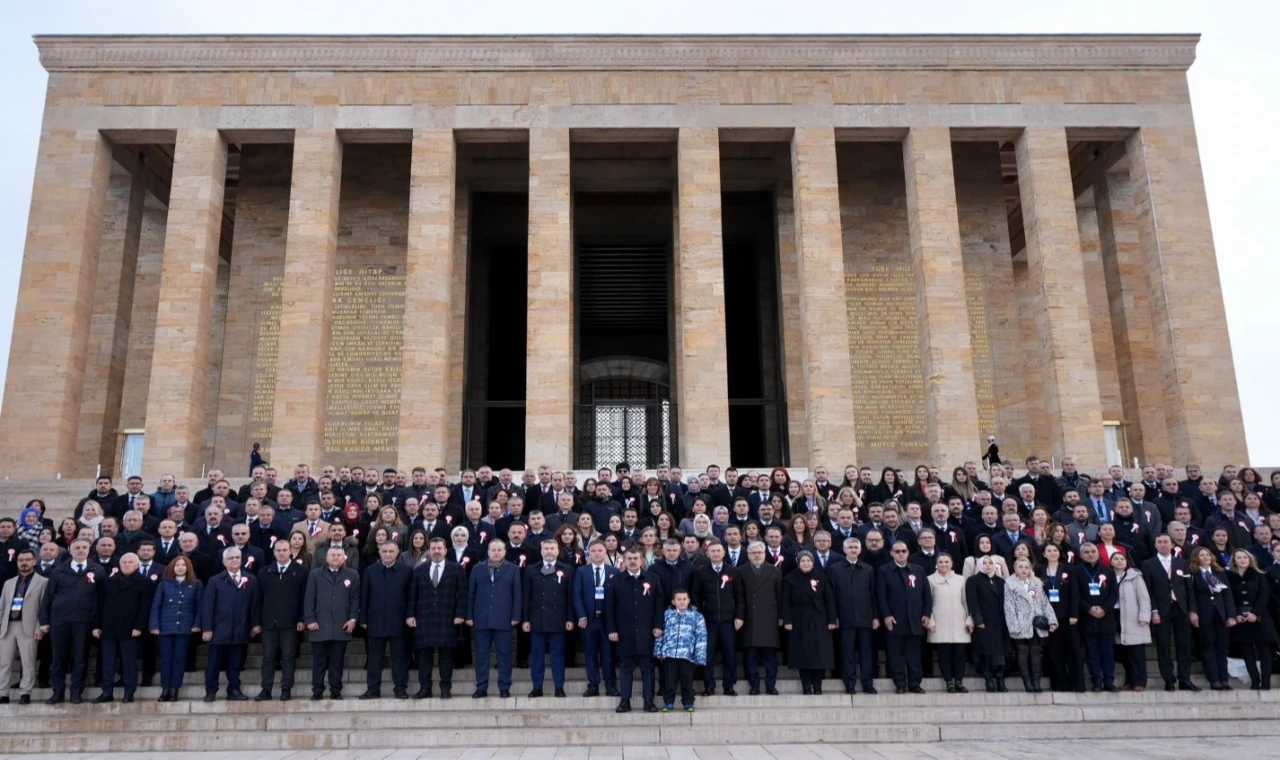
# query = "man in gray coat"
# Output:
<box><xmin>0</xmin><ymin>549</ymin><xmax>46</xmax><ymax>704</ymax></box>
<box><xmin>304</xmin><ymin>546</ymin><xmax>360</xmax><ymax>699</ymax></box>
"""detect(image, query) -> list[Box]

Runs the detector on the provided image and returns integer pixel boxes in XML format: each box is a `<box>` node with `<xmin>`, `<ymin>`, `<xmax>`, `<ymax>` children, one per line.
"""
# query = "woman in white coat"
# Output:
<box><xmin>1004</xmin><ymin>557</ymin><xmax>1058</xmax><ymax>693</ymax></box>
<box><xmin>1111</xmin><ymin>552</ymin><xmax>1152</xmax><ymax>691</ymax></box>
<box><xmin>926</xmin><ymin>553</ymin><xmax>973</xmax><ymax>693</ymax></box>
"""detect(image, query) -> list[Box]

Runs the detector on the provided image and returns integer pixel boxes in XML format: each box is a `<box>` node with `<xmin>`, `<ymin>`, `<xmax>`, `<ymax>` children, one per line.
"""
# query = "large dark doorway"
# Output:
<box><xmin>722</xmin><ymin>191</ymin><xmax>788</xmax><ymax>466</ymax></box>
<box><xmin>573</xmin><ymin>192</ymin><xmax>677</xmax><ymax>468</ymax></box>
<box><xmin>462</xmin><ymin>192</ymin><xmax>528</xmax><ymax>469</ymax></box>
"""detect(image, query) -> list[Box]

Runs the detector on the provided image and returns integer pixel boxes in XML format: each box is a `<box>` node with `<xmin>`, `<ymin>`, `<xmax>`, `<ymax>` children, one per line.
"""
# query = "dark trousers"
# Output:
<box><xmin>138</xmin><ymin>631</ymin><xmax>158</xmax><ymax>685</ymax></box>
<box><xmin>97</xmin><ymin>637</ymin><xmax>138</xmax><ymax>697</ymax></box>
<box><xmin>36</xmin><ymin>633</ymin><xmax>51</xmax><ymax>685</ymax></box>
<box><xmin>1199</xmin><ymin>620</ymin><xmax>1230</xmax><ymax>684</ymax></box>
<box><xmin>1083</xmin><ymin>632</ymin><xmax>1116</xmax><ymax>686</ymax></box>
<box><xmin>935</xmin><ymin>642</ymin><xmax>967</xmax><ymax>682</ymax></box>
<box><xmin>744</xmin><ymin>646</ymin><xmax>777</xmax><ymax>688</ymax></box>
<box><xmin>1045</xmin><ymin>623</ymin><xmax>1085</xmax><ymax>691</ymax></box>
<box><xmin>366</xmin><ymin>635</ymin><xmax>409</xmax><ymax>693</ymax></box>
<box><xmin>452</xmin><ymin>622</ymin><xmax>472</xmax><ymax>667</ymax></box>
<box><xmin>416</xmin><ymin>646</ymin><xmax>454</xmax><ymax>690</ymax></box>
<box><xmin>515</xmin><ymin>626</ymin><xmax>531</xmax><ymax>666</ymax></box>
<box><xmin>473</xmin><ymin>628</ymin><xmax>512</xmax><ymax>692</ymax></box>
<box><xmin>204</xmin><ymin>643</ymin><xmax>247</xmax><ymax>693</ymax></box>
<box><xmin>311</xmin><ymin>639</ymin><xmax>347</xmax><ymax>694</ymax></box>
<box><xmin>840</xmin><ymin>627</ymin><xmax>876</xmax><ymax>688</ymax></box>
<box><xmin>49</xmin><ymin>622</ymin><xmax>91</xmax><ymax>696</ymax></box>
<box><xmin>530</xmin><ymin>631</ymin><xmax>566</xmax><ymax>689</ymax></box>
<box><xmin>702</xmin><ymin>620</ymin><xmax>737</xmax><ymax>689</ymax></box>
<box><xmin>158</xmin><ymin>634</ymin><xmax>189</xmax><ymax>690</ymax></box>
<box><xmin>661</xmin><ymin>657</ymin><xmax>695</xmax><ymax>707</ymax></box>
<box><xmin>885</xmin><ymin>634</ymin><xmax>923</xmax><ymax>688</ymax></box>
<box><xmin>1239</xmin><ymin>642</ymin><xmax>1273</xmax><ymax>688</ymax></box>
<box><xmin>582</xmin><ymin>616</ymin><xmax>615</xmax><ymax>689</ymax></box>
<box><xmin>1152</xmin><ymin>608</ymin><xmax>1193</xmax><ymax>685</ymax></box>
<box><xmin>618</xmin><ymin>653</ymin><xmax>655</xmax><ymax>702</ymax></box>
<box><xmin>259</xmin><ymin>627</ymin><xmax>299</xmax><ymax>692</ymax></box>
<box><xmin>1118</xmin><ymin>643</ymin><xmax>1147</xmax><ymax>687</ymax></box>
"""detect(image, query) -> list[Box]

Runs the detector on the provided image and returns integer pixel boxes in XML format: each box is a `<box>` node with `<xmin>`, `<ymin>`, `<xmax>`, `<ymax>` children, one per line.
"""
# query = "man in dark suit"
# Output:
<box><xmin>739</xmin><ymin>543</ymin><xmax>782</xmax><ymax>695</ymax></box>
<box><xmin>522</xmin><ymin>539</ymin><xmax>575</xmax><ymax>697</ymax></box>
<box><xmin>304</xmin><ymin>546</ymin><xmax>361</xmax><ymax>700</ymax></box>
<box><xmin>573</xmin><ymin>540</ymin><xmax>619</xmax><ymax>697</ymax></box>
<box><xmin>606</xmin><ymin>548</ymin><xmax>664</xmax><ymax>713</ymax></box>
<box><xmin>255</xmin><ymin>541</ymin><xmax>307</xmax><ymax>701</ymax></box>
<box><xmin>248</xmin><ymin>505</ymin><xmax>291</xmax><ymax>555</ymax></box>
<box><xmin>359</xmin><ymin>541</ymin><xmax>413</xmax><ymax>699</ymax></box>
<box><xmin>992</xmin><ymin>512</ymin><xmax>1030</xmax><ymax>564</ymax></box>
<box><xmin>466</xmin><ymin>539</ymin><xmax>522</xmax><ymax>698</ymax></box>
<box><xmin>1142</xmin><ymin>533</ymin><xmax>1198</xmax><ymax>691</ymax></box>
<box><xmin>38</xmin><ymin>539</ymin><xmax>105</xmax><ymax>704</ymax></box>
<box><xmin>409</xmin><ymin>538</ymin><xmax>467</xmax><ymax>699</ymax></box>
<box><xmin>691</xmin><ymin>540</ymin><xmax>744</xmax><ymax>696</ymax></box>
<box><xmin>649</xmin><ymin>539</ymin><xmax>694</xmax><ymax>605</ymax></box>
<box><xmin>876</xmin><ymin>541</ymin><xmax>932</xmax><ymax>694</ymax></box>
<box><xmin>222</xmin><ymin>524</ymin><xmax>265</xmax><ymax>576</ymax></box>
<box><xmin>200</xmin><ymin>547</ymin><xmax>262</xmax><ymax>701</ymax></box>
<box><xmin>153</xmin><ymin>521</ymin><xmax>183</xmax><ymax>566</ymax></box>
<box><xmin>830</xmin><ymin>536</ymin><xmax>879</xmax><ymax>694</ymax></box>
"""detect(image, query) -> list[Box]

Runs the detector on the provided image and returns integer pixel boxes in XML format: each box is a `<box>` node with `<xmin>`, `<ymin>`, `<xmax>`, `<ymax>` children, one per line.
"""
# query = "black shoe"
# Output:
<box><xmin>19</xmin><ymin>694</ymin><xmax>30</xmax><ymax>705</ymax></box>
<box><xmin>254</xmin><ymin>690</ymin><xmax>272</xmax><ymax>701</ymax></box>
<box><xmin>394</xmin><ymin>690</ymin><xmax>408</xmax><ymax>699</ymax></box>
<box><xmin>985</xmin><ymin>677</ymin><xmax>997</xmax><ymax>693</ymax></box>
<box><xmin>845</xmin><ymin>685</ymin><xmax>856</xmax><ymax>695</ymax></box>
<box><xmin>440</xmin><ymin>687</ymin><xmax>452</xmax><ymax>699</ymax></box>
<box><xmin>909</xmin><ymin>685</ymin><xmax>925</xmax><ymax>694</ymax></box>
<box><xmin>724</xmin><ymin>687</ymin><xmax>737</xmax><ymax>696</ymax></box>
<box><xmin>643</xmin><ymin>701</ymin><xmax>659</xmax><ymax>713</ymax></box>
<box><xmin>45</xmin><ymin>694</ymin><xmax>64</xmax><ymax>705</ymax></box>
<box><xmin>472</xmin><ymin>689</ymin><xmax>488</xmax><ymax>699</ymax></box>
<box><xmin>204</xmin><ymin>692</ymin><xmax>217</xmax><ymax>702</ymax></box>
<box><xmin>122</xmin><ymin>696</ymin><xmax>134</xmax><ymax>704</ymax></box>
<box><xmin>227</xmin><ymin>689</ymin><xmax>249</xmax><ymax>701</ymax></box>
<box><xmin>156</xmin><ymin>689</ymin><xmax>169</xmax><ymax>703</ymax></box>
<box><xmin>995</xmin><ymin>677</ymin><xmax>1007</xmax><ymax>693</ymax></box>
<box><xmin>1164</xmin><ymin>683</ymin><xmax>1176</xmax><ymax>692</ymax></box>
<box><xmin>516</xmin><ymin>661</ymin><xmax>529</xmax><ymax>669</ymax></box>
<box><xmin>605</xmin><ymin>687</ymin><xmax>620</xmax><ymax>697</ymax></box>
<box><xmin>616</xmin><ymin>698</ymin><xmax>632</xmax><ymax>713</ymax></box>
<box><xmin>954</xmin><ymin>682</ymin><xmax>968</xmax><ymax>694</ymax></box>
<box><xmin>945</xmin><ymin>680</ymin><xmax>956</xmax><ymax>694</ymax></box>
<box><xmin>0</xmin><ymin>696</ymin><xmax>9</xmax><ymax>704</ymax></box>
<box><xmin>583</xmin><ymin>687</ymin><xmax>600</xmax><ymax>697</ymax></box>
<box><xmin>555</xmin><ymin>688</ymin><xmax>566</xmax><ymax>698</ymax></box>
<box><xmin>802</xmin><ymin>684</ymin><xmax>813</xmax><ymax>695</ymax></box>
<box><xmin>280</xmin><ymin>689</ymin><xmax>292</xmax><ymax>701</ymax></box>
<box><xmin>702</xmin><ymin>687</ymin><xmax>714</xmax><ymax>697</ymax></box>
<box><xmin>413</xmin><ymin>688</ymin><xmax>432</xmax><ymax>699</ymax></box>
<box><xmin>499</xmin><ymin>690</ymin><xmax>510</xmax><ymax>698</ymax></box>
<box><xmin>895</xmin><ymin>686</ymin><xmax>907</xmax><ymax>694</ymax></box>
<box><xmin>862</xmin><ymin>684</ymin><xmax>877</xmax><ymax>695</ymax></box>
<box><xmin>92</xmin><ymin>693</ymin><xmax>114</xmax><ymax>704</ymax></box>
<box><xmin>1090</xmin><ymin>684</ymin><xmax>1102</xmax><ymax>692</ymax></box>
<box><xmin>310</xmin><ymin>692</ymin><xmax>323</xmax><ymax>701</ymax></box>
<box><xmin>1179</xmin><ymin>681</ymin><xmax>1202</xmax><ymax>692</ymax></box>
<box><xmin>528</xmin><ymin>688</ymin><xmax>543</xmax><ymax>698</ymax></box>
<box><xmin>359</xmin><ymin>690</ymin><xmax>380</xmax><ymax>700</ymax></box>
<box><xmin>69</xmin><ymin>694</ymin><xmax>83</xmax><ymax>704</ymax></box>
<box><xmin>329</xmin><ymin>692</ymin><xmax>343</xmax><ymax>700</ymax></box>
<box><xmin>1103</xmin><ymin>684</ymin><xmax>1120</xmax><ymax>693</ymax></box>
<box><xmin>748</xmin><ymin>686</ymin><xmax>760</xmax><ymax>695</ymax></box>
<box><xmin>813</xmin><ymin>684</ymin><xmax>823</xmax><ymax>695</ymax></box>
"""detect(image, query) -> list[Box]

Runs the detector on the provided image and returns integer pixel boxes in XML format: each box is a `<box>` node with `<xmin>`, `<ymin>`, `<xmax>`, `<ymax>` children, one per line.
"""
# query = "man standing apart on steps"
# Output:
<box><xmin>200</xmin><ymin>547</ymin><xmax>261</xmax><ymax>702</ymax></box>
<box><xmin>466</xmin><ymin>539</ymin><xmax>521</xmax><ymax>698</ymax></box>
<box><xmin>304</xmin><ymin>546</ymin><xmax>360</xmax><ymax>700</ymax></box>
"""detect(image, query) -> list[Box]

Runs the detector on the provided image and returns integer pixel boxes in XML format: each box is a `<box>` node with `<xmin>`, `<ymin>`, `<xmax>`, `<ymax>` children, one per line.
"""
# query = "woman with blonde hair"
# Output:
<box><xmin>1226</xmin><ymin>548</ymin><xmax>1275</xmax><ymax>690</ymax></box>
<box><xmin>1189</xmin><ymin>545</ymin><xmax>1237</xmax><ymax>690</ymax></box>
<box><xmin>78</xmin><ymin>501</ymin><xmax>105</xmax><ymax>537</ymax></box>
<box><xmin>1005</xmin><ymin>556</ymin><xmax>1058</xmax><ymax>693</ymax></box>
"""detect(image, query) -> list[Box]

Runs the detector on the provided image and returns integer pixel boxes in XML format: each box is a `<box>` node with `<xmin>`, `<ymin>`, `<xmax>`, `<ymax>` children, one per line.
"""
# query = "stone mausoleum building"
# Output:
<box><xmin>0</xmin><ymin>34</ymin><xmax>1248</xmax><ymax>480</ymax></box>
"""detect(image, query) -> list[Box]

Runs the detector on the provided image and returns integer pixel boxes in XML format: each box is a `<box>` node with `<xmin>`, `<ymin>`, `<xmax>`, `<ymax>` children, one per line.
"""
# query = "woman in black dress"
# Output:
<box><xmin>965</xmin><ymin>555</ymin><xmax>1008</xmax><ymax>692</ymax></box>
<box><xmin>780</xmin><ymin>551</ymin><xmax>837</xmax><ymax>695</ymax></box>
<box><xmin>1226</xmin><ymin>548</ymin><xmax>1276</xmax><ymax>690</ymax></box>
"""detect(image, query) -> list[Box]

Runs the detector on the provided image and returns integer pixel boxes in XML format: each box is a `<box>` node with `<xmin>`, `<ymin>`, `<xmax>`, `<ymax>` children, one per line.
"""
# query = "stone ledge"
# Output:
<box><xmin>33</xmin><ymin>35</ymin><xmax>1199</xmax><ymax>73</ymax></box>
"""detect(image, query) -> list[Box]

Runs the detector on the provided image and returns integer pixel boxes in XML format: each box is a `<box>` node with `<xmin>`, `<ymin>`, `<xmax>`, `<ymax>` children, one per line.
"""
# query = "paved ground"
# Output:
<box><xmin>0</xmin><ymin>739</ymin><xmax>1266</xmax><ymax>760</ymax></box>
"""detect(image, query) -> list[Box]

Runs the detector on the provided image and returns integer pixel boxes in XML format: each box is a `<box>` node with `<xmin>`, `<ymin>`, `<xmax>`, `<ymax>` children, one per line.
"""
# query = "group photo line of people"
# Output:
<box><xmin>3</xmin><ymin>454</ymin><xmax>1280</xmax><ymax>714</ymax></box>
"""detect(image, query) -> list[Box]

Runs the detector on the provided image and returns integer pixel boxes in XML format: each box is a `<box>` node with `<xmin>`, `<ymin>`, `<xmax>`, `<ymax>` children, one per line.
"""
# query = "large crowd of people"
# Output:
<box><xmin>2</xmin><ymin>455</ymin><xmax>1278</xmax><ymax>714</ymax></box>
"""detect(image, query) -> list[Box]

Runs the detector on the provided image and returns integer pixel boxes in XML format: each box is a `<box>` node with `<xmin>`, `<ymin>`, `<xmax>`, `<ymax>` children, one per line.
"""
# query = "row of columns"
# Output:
<box><xmin>0</xmin><ymin>124</ymin><xmax>1247</xmax><ymax>479</ymax></box>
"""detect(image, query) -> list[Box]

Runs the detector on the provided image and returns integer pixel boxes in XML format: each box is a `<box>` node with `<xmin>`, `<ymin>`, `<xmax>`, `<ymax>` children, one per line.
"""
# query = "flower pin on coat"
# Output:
<box><xmin>343</xmin><ymin>578</ymin><xmax>351</xmax><ymax>588</ymax></box>
<box><xmin>907</xmin><ymin>574</ymin><xmax>916</xmax><ymax>588</ymax></box>
<box><xmin>86</xmin><ymin>572</ymin><xmax>95</xmax><ymax>583</ymax></box>
<box><xmin>642</xmin><ymin>582</ymin><xmax>651</xmax><ymax>596</ymax></box>
<box><xmin>810</xmin><ymin>578</ymin><xmax>819</xmax><ymax>592</ymax></box>
<box><xmin>720</xmin><ymin>574</ymin><xmax>730</xmax><ymax>589</ymax></box>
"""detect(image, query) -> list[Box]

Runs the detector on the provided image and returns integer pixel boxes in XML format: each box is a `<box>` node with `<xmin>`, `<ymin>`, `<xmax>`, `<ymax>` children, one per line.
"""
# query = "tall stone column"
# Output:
<box><xmin>1126</xmin><ymin>126</ymin><xmax>1246</xmax><ymax>465</ymax></box>
<box><xmin>791</xmin><ymin>127</ymin><xmax>858</xmax><ymax>469</ymax></box>
<box><xmin>1094</xmin><ymin>170</ymin><xmax>1171</xmax><ymax>464</ymax></box>
<box><xmin>271</xmin><ymin>130</ymin><xmax>343</xmax><ymax>469</ymax></box>
<box><xmin>902</xmin><ymin>127</ymin><xmax>981</xmax><ymax>468</ymax></box>
<box><xmin>142</xmin><ymin>130</ymin><xmax>228</xmax><ymax>478</ymax></box>
<box><xmin>1013</xmin><ymin>127</ymin><xmax>1107</xmax><ymax>468</ymax></box>
<box><xmin>525</xmin><ymin>128</ymin><xmax>574</xmax><ymax>468</ymax></box>
<box><xmin>398</xmin><ymin>129</ymin><xmax>456</xmax><ymax>470</ymax></box>
<box><xmin>674</xmin><ymin>128</ymin><xmax>731</xmax><ymax>469</ymax></box>
<box><xmin>0</xmin><ymin>130</ymin><xmax>111</xmax><ymax>478</ymax></box>
<box><xmin>77</xmin><ymin>171</ymin><xmax>145</xmax><ymax>477</ymax></box>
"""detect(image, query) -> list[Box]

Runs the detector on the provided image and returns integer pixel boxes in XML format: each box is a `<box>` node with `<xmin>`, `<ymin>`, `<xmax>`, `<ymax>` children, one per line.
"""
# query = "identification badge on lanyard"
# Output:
<box><xmin>595</xmin><ymin>586</ymin><xmax>605</xmax><ymax>600</ymax></box>
<box><xmin>1088</xmin><ymin>581</ymin><xmax>1101</xmax><ymax>597</ymax></box>
<box><xmin>10</xmin><ymin>596</ymin><xmax>23</xmax><ymax>613</ymax></box>
<box><xmin>1048</xmin><ymin>588</ymin><xmax>1060</xmax><ymax>604</ymax></box>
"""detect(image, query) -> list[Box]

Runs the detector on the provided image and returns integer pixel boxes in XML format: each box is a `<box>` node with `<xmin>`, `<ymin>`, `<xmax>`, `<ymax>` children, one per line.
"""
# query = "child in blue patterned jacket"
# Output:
<box><xmin>653</xmin><ymin>589</ymin><xmax>707</xmax><ymax>711</ymax></box>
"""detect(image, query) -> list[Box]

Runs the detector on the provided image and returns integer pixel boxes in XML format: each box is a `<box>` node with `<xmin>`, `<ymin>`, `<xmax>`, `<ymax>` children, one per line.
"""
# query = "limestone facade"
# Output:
<box><xmin>0</xmin><ymin>34</ymin><xmax>1249</xmax><ymax>478</ymax></box>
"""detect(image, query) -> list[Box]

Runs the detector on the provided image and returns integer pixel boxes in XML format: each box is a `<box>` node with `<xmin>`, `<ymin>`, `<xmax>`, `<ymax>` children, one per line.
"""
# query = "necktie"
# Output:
<box><xmin>432</xmin><ymin>563</ymin><xmax>440</xmax><ymax>587</ymax></box>
<box><xmin>595</xmin><ymin>567</ymin><xmax>603</xmax><ymax>588</ymax></box>
<box><xmin>279</xmin><ymin>565</ymin><xmax>288</xmax><ymax>574</ymax></box>
<box><xmin>75</xmin><ymin>564</ymin><xmax>84</xmax><ymax>574</ymax></box>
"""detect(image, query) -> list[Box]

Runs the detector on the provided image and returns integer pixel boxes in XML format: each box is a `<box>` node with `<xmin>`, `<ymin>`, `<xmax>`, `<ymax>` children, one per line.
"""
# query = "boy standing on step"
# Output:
<box><xmin>654</xmin><ymin>589</ymin><xmax>707</xmax><ymax>712</ymax></box>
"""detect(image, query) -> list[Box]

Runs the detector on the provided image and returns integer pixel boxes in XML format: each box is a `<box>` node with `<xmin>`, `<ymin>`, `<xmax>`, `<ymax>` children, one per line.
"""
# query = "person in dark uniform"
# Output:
<box><xmin>522</xmin><ymin>538</ymin><xmax>575</xmax><ymax>697</ymax></box>
<box><xmin>92</xmin><ymin>553</ymin><xmax>151</xmax><ymax>703</ymax></box>
<box><xmin>409</xmin><ymin>538</ymin><xmax>467</xmax><ymax>699</ymax></box>
<box><xmin>690</xmin><ymin>540</ymin><xmax>744</xmax><ymax>696</ymax></box>
<box><xmin>1141</xmin><ymin>533</ymin><xmax>1198</xmax><ymax>691</ymax></box>
<box><xmin>200</xmin><ymin>547</ymin><xmax>262</xmax><ymax>702</ymax></box>
<box><xmin>359</xmin><ymin>541</ymin><xmax>412</xmax><ymax>699</ymax></box>
<box><xmin>1076</xmin><ymin>542</ymin><xmax>1119</xmax><ymax>692</ymax></box>
<box><xmin>574</xmin><ymin>539</ymin><xmax>619</xmax><ymax>697</ymax></box>
<box><xmin>876</xmin><ymin>540</ymin><xmax>933</xmax><ymax>694</ymax></box>
<box><xmin>606</xmin><ymin>547</ymin><xmax>665</xmax><ymax>713</ymax></box>
<box><xmin>255</xmin><ymin>540</ymin><xmax>307</xmax><ymax>701</ymax></box>
<box><xmin>39</xmin><ymin>538</ymin><xmax>105</xmax><ymax>704</ymax></box>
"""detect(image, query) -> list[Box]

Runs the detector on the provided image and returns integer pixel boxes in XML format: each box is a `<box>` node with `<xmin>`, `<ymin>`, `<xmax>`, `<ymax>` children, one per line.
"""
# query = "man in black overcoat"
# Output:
<box><xmin>408</xmin><ymin>538</ymin><xmax>467</xmax><ymax>698</ymax></box>
<box><xmin>875</xmin><ymin>541</ymin><xmax>932</xmax><ymax>693</ymax></box>
<box><xmin>359</xmin><ymin>541</ymin><xmax>413</xmax><ymax>699</ymax></box>
<box><xmin>691</xmin><ymin>540</ymin><xmax>744</xmax><ymax>696</ymax></box>
<box><xmin>255</xmin><ymin>540</ymin><xmax>307</xmax><ymax>701</ymax></box>
<box><xmin>605</xmin><ymin>548</ymin><xmax>664</xmax><ymax>713</ymax></box>
<box><xmin>522</xmin><ymin>538</ymin><xmax>575</xmax><ymax>697</ymax></box>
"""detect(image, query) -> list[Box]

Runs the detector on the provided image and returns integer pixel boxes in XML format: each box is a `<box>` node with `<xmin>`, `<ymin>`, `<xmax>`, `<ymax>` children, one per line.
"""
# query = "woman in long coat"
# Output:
<box><xmin>1227</xmin><ymin>548</ymin><xmax>1276</xmax><ymax>690</ymax></box>
<box><xmin>1006</xmin><ymin>557</ymin><xmax>1058</xmax><ymax>693</ymax></box>
<box><xmin>926</xmin><ymin>553</ymin><xmax>972</xmax><ymax>693</ymax></box>
<box><xmin>965</xmin><ymin>555</ymin><xmax>1008</xmax><ymax>692</ymax></box>
<box><xmin>780</xmin><ymin>551</ymin><xmax>836</xmax><ymax>694</ymax></box>
<box><xmin>1111</xmin><ymin>552</ymin><xmax>1152</xmax><ymax>691</ymax></box>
